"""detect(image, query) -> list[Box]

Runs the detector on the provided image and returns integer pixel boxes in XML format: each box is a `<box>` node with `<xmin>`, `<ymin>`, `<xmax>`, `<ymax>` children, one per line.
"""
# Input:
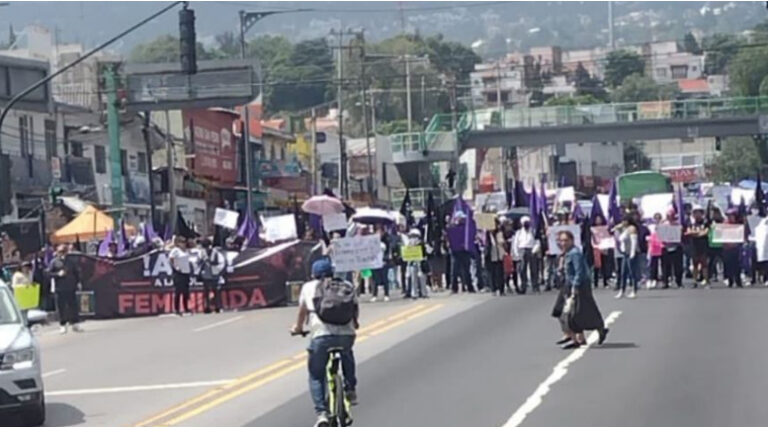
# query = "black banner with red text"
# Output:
<box><xmin>70</xmin><ymin>240</ymin><xmax>317</xmax><ymax>318</ymax></box>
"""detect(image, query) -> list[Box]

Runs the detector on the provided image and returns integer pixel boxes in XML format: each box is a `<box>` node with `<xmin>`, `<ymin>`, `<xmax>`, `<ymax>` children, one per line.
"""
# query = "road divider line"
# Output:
<box><xmin>42</xmin><ymin>369</ymin><xmax>67</xmax><ymax>379</ymax></box>
<box><xmin>193</xmin><ymin>315</ymin><xmax>244</xmax><ymax>332</ymax></box>
<box><xmin>501</xmin><ymin>310</ymin><xmax>622</xmax><ymax>427</ymax></box>
<box><xmin>128</xmin><ymin>302</ymin><xmax>438</xmax><ymax>427</ymax></box>
<box><xmin>146</xmin><ymin>302</ymin><xmax>443</xmax><ymax>426</ymax></box>
<box><xmin>46</xmin><ymin>380</ymin><xmax>235</xmax><ymax>397</ymax></box>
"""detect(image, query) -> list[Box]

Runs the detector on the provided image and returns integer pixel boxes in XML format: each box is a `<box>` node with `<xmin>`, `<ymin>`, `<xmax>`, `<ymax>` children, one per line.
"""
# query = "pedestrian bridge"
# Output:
<box><xmin>387</xmin><ymin>96</ymin><xmax>768</xmax><ymax>159</ymax></box>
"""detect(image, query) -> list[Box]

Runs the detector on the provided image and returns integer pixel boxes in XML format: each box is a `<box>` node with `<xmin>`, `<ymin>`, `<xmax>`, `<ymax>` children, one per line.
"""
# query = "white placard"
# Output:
<box><xmin>656</xmin><ymin>224</ymin><xmax>682</xmax><ymax>243</ymax></box>
<box><xmin>213</xmin><ymin>208</ymin><xmax>239</xmax><ymax>230</ymax></box>
<box><xmin>322</xmin><ymin>213</ymin><xmax>348</xmax><ymax>232</ymax></box>
<box><xmin>710</xmin><ymin>185</ymin><xmax>732</xmax><ymax>209</ymax></box>
<box><xmin>263</xmin><ymin>214</ymin><xmax>297</xmax><ymax>242</ymax></box>
<box><xmin>546</xmin><ymin>224</ymin><xmax>582</xmax><ymax>255</ymax></box>
<box><xmin>730</xmin><ymin>188</ymin><xmax>755</xmax><ymax>206</ymax></box>
<box><xmin>748</xmin><ymin>215</ymin><xmax>762</xmax><ymax>239</ymax></box>
<box><xmin>475</xmin><ymin>192</ymin><xmax>507</xmax><ymax>212</ymax></box>
<box><xmin>711</xmin><ymin>224</ymin><xmax>744</xmax><ymax>244</ymax></box>
<box><xmin>591</xmin><ymin>226</ymin><xmax>615</xmax><ymax>250</ymax></box>
<box><xmin>640</xmin><ymin>193</ymin><xmax>674</xmax><ymax>219</ymax></box>
<box><xmin>331</xmin><ymin>235</ymin><xmax>384</xmax><ymax>272</ymax></box>
<box><xmin>756</xmin><ymin>220</ymin><xmax>768</xmax><ymax>262</ymax></box>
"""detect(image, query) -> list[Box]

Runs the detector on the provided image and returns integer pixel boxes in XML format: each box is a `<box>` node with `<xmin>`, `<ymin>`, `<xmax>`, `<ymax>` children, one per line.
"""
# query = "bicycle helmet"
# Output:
<box><xmin>311</xmin><ymin>258</ymin><xmax>334</xmax><ymax>279</ymax></box>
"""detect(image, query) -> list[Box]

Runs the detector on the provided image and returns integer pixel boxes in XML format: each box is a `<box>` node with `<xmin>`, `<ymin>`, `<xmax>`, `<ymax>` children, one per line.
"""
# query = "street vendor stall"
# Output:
<box><xmin>50</xmin><ymin>205</ymin><xmax>135</xmax><ymax>244</ymax></box>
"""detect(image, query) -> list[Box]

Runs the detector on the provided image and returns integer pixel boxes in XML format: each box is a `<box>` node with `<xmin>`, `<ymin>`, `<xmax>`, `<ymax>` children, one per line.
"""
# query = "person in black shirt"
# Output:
<box><xmin>686</xmin><ymin>206</ymin><xmax>710</xmax><ymax>288</ymax></box>
<box><xmin>48</xmin><ymin>245</ymin><xmax>82</xmax><ymax>334</ymax></box>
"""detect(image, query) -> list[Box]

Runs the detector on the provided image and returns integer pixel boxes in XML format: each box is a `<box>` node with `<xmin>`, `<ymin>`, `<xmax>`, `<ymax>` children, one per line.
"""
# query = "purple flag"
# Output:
<box><xmin>677</xmin><ymin>185</ymin><xmax>688</xmax><ymax>227</ymax></box>
<box><xmin>529</xmin><ymin>185</ymin><xmax>539</xmax><ymax>233</ymax></box>
<box><xmin>238</xmin><ymin>214</ymin><xmax>260</xmax><ymax>248</ymax></box>
<box><xmin>589</xmin><ymin>194</ymin><xmax>606</xmax><ymax>225</ymax></box>
<box><xmin>309</xmin><ymin>214</ymin><xmax>323</xmax><ymax>235</ymax></box>
<box><xmin>514</xmin><ymin>180</ymin><xmax>529</xmax><ymax>208</ymax></box>
<box><xmin>119</xmin><ymin>218</ymin><xmax>129</xmax><ymax>252</ymax></box>
<box><xmin>98</xmin><ymin>230</ymin><xmax>114</xmax><ymax>257</ymax></box>
<box><xmin>539</xmin><ymin>181</ymin><xmax>548</xmax><ymax>219</ymax></box>
<box><xmin>163</xmin><ymin>222</ymin><xmax>172</xmax><ymax>241</ymax></box>
<box><xmin>608</xmin><ymin>181</ymin><xmax>622</xmax><ymax>227</ymax></box>
<box><xmin>739</xmin><ymin>195</ymin><xmax>747</xmax><ymax>219</ymax></box>
<box><xmin>446</xmin><ymin>197</ymin><xmax>477</xmax><ymax>253</ymax></box>
<box><xmin>571</xmin><ymin>201</ymin><xmax>585</xmax><ymax>223</ymax></box>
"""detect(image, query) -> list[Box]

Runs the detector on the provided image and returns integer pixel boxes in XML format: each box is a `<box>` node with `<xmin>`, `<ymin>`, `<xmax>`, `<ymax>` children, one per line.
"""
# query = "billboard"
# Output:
<box><xmin>182</xmin><ymin>109</ymin><xmax>238</xmax><ymax>184</ymax></box>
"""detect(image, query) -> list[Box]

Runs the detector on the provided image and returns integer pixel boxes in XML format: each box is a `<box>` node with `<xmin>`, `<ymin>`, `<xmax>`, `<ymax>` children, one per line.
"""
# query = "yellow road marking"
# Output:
<box><xmin>129</xmin><ymin>302</ymin><xmax>441</xmax><ymax>427</ymax></box>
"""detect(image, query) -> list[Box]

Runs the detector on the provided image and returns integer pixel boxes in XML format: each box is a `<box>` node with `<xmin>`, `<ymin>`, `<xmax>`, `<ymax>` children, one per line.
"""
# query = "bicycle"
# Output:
<box><xmin>292</xmin><ymin>331</ymin><xmax>354</xmax><ymax>427</ymax></box>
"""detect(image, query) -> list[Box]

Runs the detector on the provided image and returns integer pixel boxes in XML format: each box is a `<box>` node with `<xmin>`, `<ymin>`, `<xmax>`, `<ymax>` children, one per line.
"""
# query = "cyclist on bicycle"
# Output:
<box><xmin>291</xmin><ymin>259</ymin><xmax>359</xmax><ymax>427</ymax></box>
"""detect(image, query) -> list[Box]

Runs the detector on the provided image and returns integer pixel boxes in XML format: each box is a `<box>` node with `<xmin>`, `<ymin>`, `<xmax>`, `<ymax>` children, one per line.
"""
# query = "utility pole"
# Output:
<box><xmin>335</xmin><ymin>28</ymin><xmax>346</xmax><ymax>198</ymax></box>
<box><xmin>310</xmin><ymin>108</ymin><xmax>318</xmax><ymax>195</ymax></box>
<box><xmin>239</xmin><ymin>10</ymin><xmax>255</xmax><ymax>215</ymax></box>
<box><xmin>608</xmin><ymin>1</ymin><xmax>615</xmax><ymax>51</ymax></box>
<box><xmin>405</xmin><ymin>55</ymin><xmax>412</xmax><ymax>134</ymax></box>
<box><xmin>104</xmin><ymin>65</ymin><xmax>123</xmax><ymax>220</ymax></box>
<box><xmin>420</xmin><ymin>74</ymin><xmax>426</xmax><ymax>123</ymax></box>
<box><xmin>358</xmin><ymin>31</ymin><xmax>375</xmax><ymax>202</ymax></box>
<box><xmin>164</xmin><ymin>110</ymin><xmax>176</xmax><ymax>235</ymax></box>
<box><xmin>141</xmin><ymin>111</ymin><xmax>157</xmax><ymax>229</ymax></box>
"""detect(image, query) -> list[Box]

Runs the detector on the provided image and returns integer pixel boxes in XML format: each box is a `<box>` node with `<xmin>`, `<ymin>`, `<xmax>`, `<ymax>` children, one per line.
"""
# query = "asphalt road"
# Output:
<box><xmin>13</xmin><ymin>283</ymin><xmax>768</xmax><ymax>427</ymax></box>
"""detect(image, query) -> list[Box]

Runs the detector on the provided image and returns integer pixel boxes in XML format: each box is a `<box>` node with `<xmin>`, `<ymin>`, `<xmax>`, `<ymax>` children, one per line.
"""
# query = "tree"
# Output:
<box><xmin>682</xmin><ymin>32</ymin><xmax>701</xmax><ymax>54</ymax></box>
<box><xmin>611</xmin><ymin>73</ymin><xmax>679</xmax><ymax>102</ymax></box>
<box><xmin>214</xmin><ymin>31</ymin><xmax>240</xmax><ymax>59</ymax></box>
<box><xmin>729</xmin><ymin>45</ymin><xmax>768</xmax><ymax>96</ymax></box>
<box><xmin>604</xmin><ymin>49</ymin><xmax>645</xmax><ymax>88</ymax></box>
<box><xmin>129</xmin><ymin>34</ymin><xmax>218</xmax><ymax>63</ymax></box>
<box><xmin>267</xmin><ymin>38</ymin><xmax>333</xmax><ymax>112</ymax></box>
<box><xmin>701</xmin><ymin>33</ymin><xmax>740</xmax><ymax>75</ymax></box>
<box><xmin>710</xmin><ymin>137</ymin><xmax>762</xmax><ymax>183</ymax></box>
<box><xmin>573</xmin><ymin>62</ymin><xmax>607</xmax><ymax>100</ymax></box>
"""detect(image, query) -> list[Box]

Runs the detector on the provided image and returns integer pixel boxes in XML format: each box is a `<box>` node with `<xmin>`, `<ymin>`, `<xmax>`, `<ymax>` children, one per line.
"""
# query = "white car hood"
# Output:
<box><xmin>0</xmin><ymin>324</ymin><xmax>25</xmax><ymax>353</ymax></box>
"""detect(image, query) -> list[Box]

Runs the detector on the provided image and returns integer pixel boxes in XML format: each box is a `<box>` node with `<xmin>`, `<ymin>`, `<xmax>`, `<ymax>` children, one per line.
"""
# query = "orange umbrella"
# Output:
<box><xmin>51</xmin><ymin>205</ymin><xmax>135</xmax><ymax>244</ymax></box>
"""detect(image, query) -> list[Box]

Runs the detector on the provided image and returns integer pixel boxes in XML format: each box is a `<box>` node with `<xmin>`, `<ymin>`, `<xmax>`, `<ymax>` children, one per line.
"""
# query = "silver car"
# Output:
<box><xmin>0</xmin><ymin>279</ymin><xmax>46</xmax><ymax>426</ymax></box>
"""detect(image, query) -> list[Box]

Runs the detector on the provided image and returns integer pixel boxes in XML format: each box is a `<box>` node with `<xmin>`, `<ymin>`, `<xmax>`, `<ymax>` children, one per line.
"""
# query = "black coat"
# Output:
<box><xmin>48</xmin><ymin>254</ymin><xmax>80</xmax><ymax>293</ymax></box>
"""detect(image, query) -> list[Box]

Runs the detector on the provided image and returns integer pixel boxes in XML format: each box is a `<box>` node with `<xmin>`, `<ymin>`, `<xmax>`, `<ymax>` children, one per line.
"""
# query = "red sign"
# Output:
<box><xmin>183</xmin><ymin>109</ymin><xmax>238</xmax><ymax>184</ymax></box>
<box><xmin>664</xmin><ymin>167</ymin><xmax>698</xmax><ymax>183</ymax></box>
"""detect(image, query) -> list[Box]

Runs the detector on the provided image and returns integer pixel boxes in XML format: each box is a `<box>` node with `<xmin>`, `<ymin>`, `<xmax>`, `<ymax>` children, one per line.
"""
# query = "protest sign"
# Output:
<box><xmin>331</xmin><ymin>235</ymin><xmax>383</xmax><ymax>272</ymax></box>
<box><xmin>322</xmin><ymin>213</ymin><xmax>348</xmax><ymax>232</ymax></box>
<box><xmin>13</xmin><ymin>284</ymin><xmax>40</xmax><ymax>310</ymax></box>
<box><xmin>656</xmin><ymin>224</ymin><xmax>682</xmax><ymax>243</ymax></box>
<box><xmin>757</xmin><ymin>220</ymin><xmax>768</xmax><ymax>262</ymax></box>
<box><xmin>711</xmin><ymin>224</ymin><xmax>744</xmax><ymax>244</ymax></box>
<box><xmin>640</xmin><ymin>193</ymin><xmax>674</xmax><ymax>219</ymax></box>
<box><xmin>213</xmin><ymin>208</ymin><xmax>239</xmax><ymax>230</ymax></box>
<box><xmin>546</xmin><ymin>224</ymin><xmax>582</xmax><ymax>255</ymax></box>
<box><xmin>401</xmin><ymin>245</ymin><xmax>424</xmax><ymax>262</ymax></box>
<box><xmin>475</xmin><ymin>192</ymin><xmax>507</xmax><ymax>212</ymax></box>
<box><xmin>711</xmin><ymin>185</ymin><xmax>732</xmax><ymax>209</ymax></box>
<box><xmin>263</xmin><ymin>214</ymin><xmax>297</xmax><ymax>242</ymax></box>
<box><xmin>476</xmin><ymin>213</ymin><xmax>497</xmax><ymax>230</ymax></box>
<box><xmin>591</xmin><ymin>226</ymin><xmax>615</xmax><ymax>250</ymax></box>
<box><xmin>730</xmin><ymin>188</ymin><xmax>755</xmax><ymax>206</ymax></box>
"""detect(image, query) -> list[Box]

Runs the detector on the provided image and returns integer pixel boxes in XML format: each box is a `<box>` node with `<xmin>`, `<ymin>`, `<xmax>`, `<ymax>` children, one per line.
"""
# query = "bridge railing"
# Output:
<box><xmin>390</xmin><ymin>131</ymin><xmax>457</xmax><ymax>156</ymax></box>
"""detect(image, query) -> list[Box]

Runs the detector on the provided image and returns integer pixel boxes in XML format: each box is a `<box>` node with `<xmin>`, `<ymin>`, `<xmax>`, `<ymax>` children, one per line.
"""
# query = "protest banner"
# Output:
<box><xmin>656</xmin><ymin>224</ymin><xmax>682</xmax><ymax>243</ymax></box>
<box><xmin>476</xmin><ymin>213</ymin><xmax>497</xmax><ymax>230</ymax></box>
<box><xmin>331</xmin><ymin>235</ymin><xmax>383</xmax><ymax>272</ymax></box>
<box><xmin>401</xmin><ymin>245</ymin><xmax>424</xmax><ymax>262</ymax></box>
<box><xmin>322</xmin><ymin>213</ymin><xmax>348</xmax><ymax>232</ymax></box>
<box><xmin>711</xmin><ymin>224</ymin><xmax>744</xmax><ymax>244</ymax></box>
<box><xmin>475</xmin><ymin>192</ymin><xmax>507</xmax><ymax>212</ymax></box>
<box><xmin>590</xmin><ymin>226</ymin><xmax>615</xmax><ymax>250</ymax></box>
<box><xmin>263</xmin><ymin>214</ymin><xmax>298</xmax><ymax>242</ymax></box>
<box><xmin>640</xmin><ymin>193</ymin><xmax>674</xmax><ymax>219</ymax></box>
<box><xmin>546</xmin><ymin>224</ymin><xmax>582</xmax><ymax>255</ymax></box>
<box><xmin>213</xmin><ymin>208</ymin><xmax>239</xmax><ymax>230</ymax></box>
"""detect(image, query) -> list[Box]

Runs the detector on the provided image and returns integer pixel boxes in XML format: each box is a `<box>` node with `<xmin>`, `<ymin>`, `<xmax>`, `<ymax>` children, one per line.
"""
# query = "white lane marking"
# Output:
<box><xmin>45</xmin><ymin>380</ymin><xmax>234</xmax><ymax>397</ymax></box>
<box><xmin>42</xmin><ymin>369</ymin><xmax>67</xmax><ymax>378</ymax></box>
<box><xmin>192</xmin><ymin>315</ymin><xmax>244</xmax><ymax>332</ymax></box>
<box><xmin>501</xmin><ymin>310</ymin><xmax>622</xmax><ymax>427</ymax></box>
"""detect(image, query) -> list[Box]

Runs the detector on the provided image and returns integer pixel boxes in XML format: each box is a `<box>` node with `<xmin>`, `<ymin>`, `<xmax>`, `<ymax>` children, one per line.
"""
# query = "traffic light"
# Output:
<box><xmin>179</xmin><ymin>6</ymin><xmax>197</xmax><ymax>75</ymax></box>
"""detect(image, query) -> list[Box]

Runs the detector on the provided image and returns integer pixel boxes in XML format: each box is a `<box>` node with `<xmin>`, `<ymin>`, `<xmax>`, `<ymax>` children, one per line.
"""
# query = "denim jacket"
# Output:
<box><xmin>564</xmin><ymin>246</ymin><xmax>590</xmax><ymax>289</ymax></box>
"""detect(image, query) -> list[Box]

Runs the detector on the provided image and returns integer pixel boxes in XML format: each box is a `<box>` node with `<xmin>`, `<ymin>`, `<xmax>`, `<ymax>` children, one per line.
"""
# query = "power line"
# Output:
<box><xmin>219</xmin><ymin>1</ymin><xmax>511</xmax><ymax>14</ymax></box>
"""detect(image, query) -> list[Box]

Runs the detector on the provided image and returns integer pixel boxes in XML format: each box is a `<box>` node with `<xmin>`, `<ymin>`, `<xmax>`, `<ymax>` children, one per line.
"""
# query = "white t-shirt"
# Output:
<box><xmin>299</xmin><ymin>279</ymin><xmax>357</xmax><ymax>339</ymax></box>
<box><xmin>169</xmin><ymin>247</ymin><xmax>192</xmax><ymax>274</ymax></box>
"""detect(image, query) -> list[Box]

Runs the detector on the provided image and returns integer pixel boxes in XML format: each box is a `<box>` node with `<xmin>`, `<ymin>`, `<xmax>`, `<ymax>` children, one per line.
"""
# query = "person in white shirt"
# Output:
<box><xmin>513</xmin><ymin>216</ymin><xmax>539</xmax><ymax>294</ymax></box>
<box><xmin>169</xmin><ymin>237</ymin><xmax>193</xmax><ymax>315</ymax></box>
<box><xmin>11</xmin><ymin>262</ymin><xmax>33</xmax><ymax>289</ymax></box>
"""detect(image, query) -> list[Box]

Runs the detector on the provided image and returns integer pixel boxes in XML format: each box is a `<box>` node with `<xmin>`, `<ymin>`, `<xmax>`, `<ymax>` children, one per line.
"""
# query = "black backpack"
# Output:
<box><xmin>312</xmin><ymin>278</ymin><xmax>357</xmax><ymax>325</ymax></box>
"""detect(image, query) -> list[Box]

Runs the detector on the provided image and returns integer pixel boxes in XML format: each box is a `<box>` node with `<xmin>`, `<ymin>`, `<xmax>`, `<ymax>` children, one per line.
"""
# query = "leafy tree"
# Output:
<box><xmin>604</xmin><ymin>49</ymin><xmax>645</xmax><ymax>88</ymax></box>
<box><xmin>709</xmin><ymin>137</ymin><xmax>762</xmax><ymax>183</ymax></box>
<box><xmin>214</xmin><ymin>31</ymin><xmax>240</xmax><ymax>58</ymax></box>
<box><xmin>611</xmin><ymin>73</ymin><xmax>679</xmax><ymax>102</ymax></box>
<box><xmin>573</xmin><ymin>62</ymin><xmax>607</xmax><ymax>100</ymax></box>
<box><xmin>129</xmin><ymin>34</ymin><xmax>219</xmax><ymax>63</ymax></box>
<box><xmin>701</xmin><ymin>33</ymin><xmax>740</xmax><ymax>75</ymax></box>
<box><xmin>729</xmin><ymin>45</ymin><xmax>768</xmax><ymax>96</ymax></box>
<box><xmin>268</xmin><ymin>38</ymin><xmax>333</xmax><ymax>112</ymax></box>
<box><xmin>682</xmin><ymin>32</ymin><xmax>701</xmax><ymax>54</ymax></box>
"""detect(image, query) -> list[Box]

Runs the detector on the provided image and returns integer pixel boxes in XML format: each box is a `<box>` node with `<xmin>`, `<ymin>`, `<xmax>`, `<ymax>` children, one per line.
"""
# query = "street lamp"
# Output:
<box><xmin>238</xmin><ymin>9</ymin><xmax>309</xmax><ymax>214</ymax></box>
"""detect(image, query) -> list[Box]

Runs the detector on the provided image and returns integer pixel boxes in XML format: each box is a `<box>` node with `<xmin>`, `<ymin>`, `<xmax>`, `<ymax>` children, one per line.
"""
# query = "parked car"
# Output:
<box><xmin>0</xmin><ymin>278</ymin><xmax>47</xmax><ymax>426</ymax></box>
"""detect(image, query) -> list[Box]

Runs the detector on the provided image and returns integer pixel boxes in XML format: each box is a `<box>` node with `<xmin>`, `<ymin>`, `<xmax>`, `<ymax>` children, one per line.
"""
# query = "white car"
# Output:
<box><xmin>0</xmin><ymin>279</ymin><xmax>46</xmax><ymax>426</ymax></box>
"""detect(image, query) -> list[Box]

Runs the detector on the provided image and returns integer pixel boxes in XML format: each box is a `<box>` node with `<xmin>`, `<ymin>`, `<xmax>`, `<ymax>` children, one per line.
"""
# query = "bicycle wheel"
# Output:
<box><xmin>334</xmin><ymin>374</ymin><xmax>347</xmax><ymax>427</ymax></box>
